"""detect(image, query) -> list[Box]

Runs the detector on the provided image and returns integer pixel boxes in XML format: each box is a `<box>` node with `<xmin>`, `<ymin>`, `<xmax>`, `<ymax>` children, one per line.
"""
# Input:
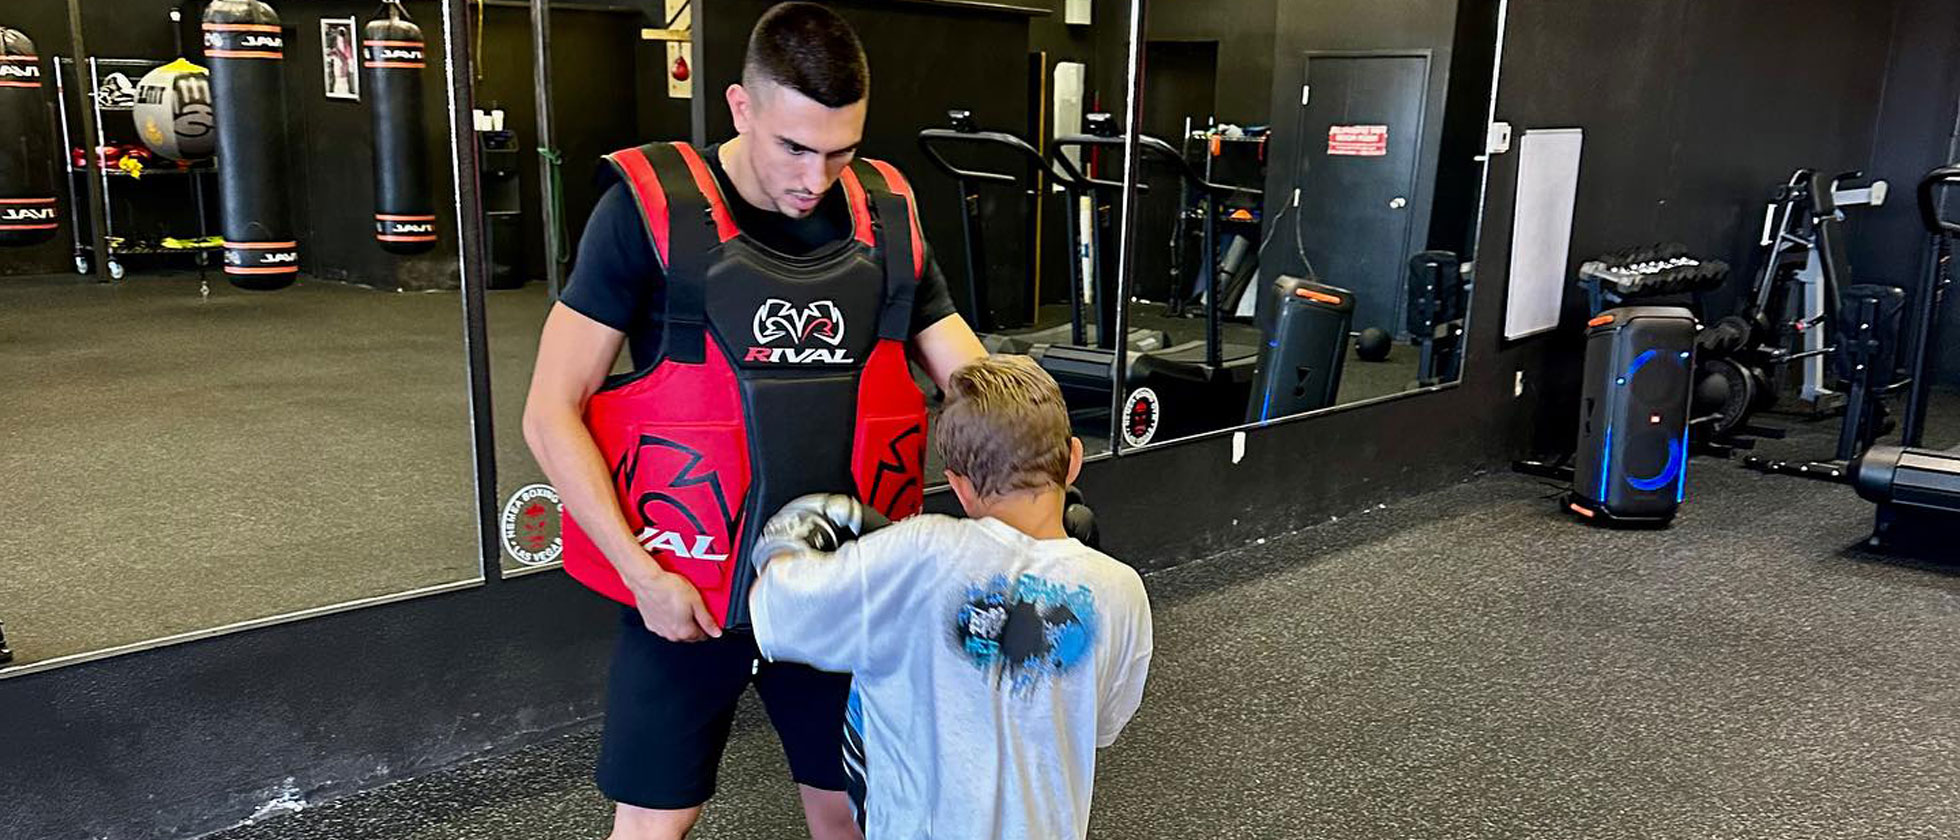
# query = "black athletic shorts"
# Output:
<box><xmin>596</xmin><ymin>606</ymin><xmax>853</xmax><ymax>810</ymax></box>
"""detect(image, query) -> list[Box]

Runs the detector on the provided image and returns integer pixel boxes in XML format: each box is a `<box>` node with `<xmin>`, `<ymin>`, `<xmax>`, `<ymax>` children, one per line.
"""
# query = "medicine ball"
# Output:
<box><xmin>1356</xmin><ymin>327</ymin><xmax>1393</xmax><ymax>362</ymax></box>
<box><xmin>133</xmin><ymin>58</ymin><xmax>216</xmax><ymax>161</ymax></box>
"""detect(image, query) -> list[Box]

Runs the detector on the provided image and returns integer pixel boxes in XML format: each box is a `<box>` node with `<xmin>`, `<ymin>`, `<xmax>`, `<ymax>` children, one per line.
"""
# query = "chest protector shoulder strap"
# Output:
<box><xmin>557</xmin><ymin>142</ymin><xmax>929</xmax><ymax>627</ymax></box>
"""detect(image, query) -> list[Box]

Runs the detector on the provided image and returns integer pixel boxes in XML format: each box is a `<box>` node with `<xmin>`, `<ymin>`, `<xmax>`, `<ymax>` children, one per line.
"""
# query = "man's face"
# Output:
<box><xmin>727</xmin><ymin>79</ymin><xmax>866</xmax><ymax>218</ymax></box>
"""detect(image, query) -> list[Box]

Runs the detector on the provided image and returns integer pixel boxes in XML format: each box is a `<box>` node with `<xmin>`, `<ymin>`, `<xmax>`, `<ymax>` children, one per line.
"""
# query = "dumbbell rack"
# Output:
<box><xmin>53</xmin><ymin>56</ymin><xmax>220</xmax><ymax>281</ymax></box>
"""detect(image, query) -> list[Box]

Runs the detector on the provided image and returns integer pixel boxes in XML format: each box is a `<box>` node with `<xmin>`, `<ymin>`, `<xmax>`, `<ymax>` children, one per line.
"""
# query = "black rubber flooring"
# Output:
<box><xmin>206</xmin><ymin>395</ymin><xmax>1960</xmax><ymax>840</ymax></box>
<box><xmin>1</xmin><ymin>273</ymin><xmax>483</xmax><ymax>666</ymax></box>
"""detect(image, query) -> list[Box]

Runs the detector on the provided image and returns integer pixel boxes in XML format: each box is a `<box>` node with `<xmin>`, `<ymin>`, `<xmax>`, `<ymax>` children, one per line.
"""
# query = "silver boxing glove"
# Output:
<box><xmin>750</xmin><ymin>493</ymin><xmax>892</xmax><ymax>575</ymax></box>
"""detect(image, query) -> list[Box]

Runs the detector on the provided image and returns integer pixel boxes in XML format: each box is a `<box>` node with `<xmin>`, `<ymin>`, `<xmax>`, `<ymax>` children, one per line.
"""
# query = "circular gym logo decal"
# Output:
<box><xmin>501</xmin><ymin>483</ymin><xmax>563</xmax><ymax>566</ymax></box>
<box><xmin>1121</xmin><ymin>387</ymin><xmax>1160</xmax><ymax>447</ymax></box>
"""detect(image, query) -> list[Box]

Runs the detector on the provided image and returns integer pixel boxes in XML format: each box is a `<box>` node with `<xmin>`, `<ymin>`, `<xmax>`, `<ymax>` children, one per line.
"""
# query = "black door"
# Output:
<box><xmin>1293</xmin><ymin>52</ymin><xmax>1429</xmax><ymax>336</ymax></box>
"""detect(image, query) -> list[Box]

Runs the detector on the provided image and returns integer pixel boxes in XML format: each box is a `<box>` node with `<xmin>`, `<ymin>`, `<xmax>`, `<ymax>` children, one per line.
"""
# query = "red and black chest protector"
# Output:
<box><xmin>561</xmin><ymin>142</ymin><xmax>929</xmax><ymax>628</ymax></box>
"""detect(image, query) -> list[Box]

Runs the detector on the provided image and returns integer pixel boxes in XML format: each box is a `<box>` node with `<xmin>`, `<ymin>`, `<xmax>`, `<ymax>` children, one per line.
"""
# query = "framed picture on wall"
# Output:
<box><xmin>321</xmin><ymin>17</ymin><xmax>360</xmax><ymax>101</ymax></box>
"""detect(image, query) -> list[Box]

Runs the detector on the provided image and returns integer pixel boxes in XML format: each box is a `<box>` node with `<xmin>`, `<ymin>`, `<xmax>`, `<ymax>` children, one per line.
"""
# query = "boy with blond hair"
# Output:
<box><xmin>748</xmin><ymin>356</ymin><xmax>1154</xmax><ymax>839</ymax></box>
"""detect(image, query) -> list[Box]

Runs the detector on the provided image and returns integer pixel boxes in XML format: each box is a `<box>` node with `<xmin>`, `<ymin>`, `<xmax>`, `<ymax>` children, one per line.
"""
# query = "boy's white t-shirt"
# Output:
<box><xmin>752</xmin><ymin>513</ymin><xmax>1153</xmax><ymax>840</ymax></box>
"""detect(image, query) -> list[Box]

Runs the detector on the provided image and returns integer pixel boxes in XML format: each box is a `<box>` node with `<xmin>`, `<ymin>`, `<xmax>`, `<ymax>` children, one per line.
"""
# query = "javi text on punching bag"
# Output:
<box><xmin>365</xmin><ymin>2</ymin><xmax>436</xmax><ymax>254</ymax></box>
<box><xmin>0</xmin><ymin>26</ymin><xmax>60</xmax><ymax>248</ymax></box>
<box><xmin>203</xmin><ymin>0</ymin><xmax>298</xmax><ymax>290</ymax></box>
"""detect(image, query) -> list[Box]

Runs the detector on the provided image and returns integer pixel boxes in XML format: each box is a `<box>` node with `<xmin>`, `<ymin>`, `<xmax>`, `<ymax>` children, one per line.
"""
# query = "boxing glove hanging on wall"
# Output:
<box><xmin>0</xmin><ymin>27</ymin><xmax>60</xmax><ymax>248</ymax></box>
<box><xmin>203</xmin><ymin>0</ymin><xmax>298</xmax><ymax>290</ymax></box>
<box><xmin>364</xmin><ymin>2</ymin><xmax>436</xmax><ymax>254</ymax></box>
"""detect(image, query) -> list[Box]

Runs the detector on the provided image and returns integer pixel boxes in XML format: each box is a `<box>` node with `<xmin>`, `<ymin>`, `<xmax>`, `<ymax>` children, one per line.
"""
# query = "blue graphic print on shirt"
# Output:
<box><xmin>951</xmin><ymin>572</ymin><xmax>1099</xmax><ymax>696</ymax></box>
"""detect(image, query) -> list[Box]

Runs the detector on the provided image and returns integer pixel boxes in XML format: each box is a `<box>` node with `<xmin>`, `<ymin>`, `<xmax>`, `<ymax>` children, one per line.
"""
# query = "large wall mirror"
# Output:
<box><xmin>475</xmin><ymin>0</ymin><xmax>678</xmax><ymax>574</ymax></box>
<box><xmin>1110</xmin><ymin>0</ymin><xmax>1502</xmax><ymax>450</ymax></box>
<box><xmin>0</xmin><ymin>0</ymin><xmax>479</xmax><ymax>673</ymax></box>
<box><xmin>491</xmin><ymin>0</ymin><xmax>1141</xmax><ymax>572</ymax></box>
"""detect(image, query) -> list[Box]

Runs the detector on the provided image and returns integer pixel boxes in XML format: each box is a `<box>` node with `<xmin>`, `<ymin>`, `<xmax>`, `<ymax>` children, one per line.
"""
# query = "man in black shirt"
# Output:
<box><xmin>560</xmin><ymin>134</ymin><xmax>963</xmax><ymax>372</ymax></box>
<box><xmin>522</xmin><ymin>4</ymin><xmax>984</xmax><ymax>839</ymax></box>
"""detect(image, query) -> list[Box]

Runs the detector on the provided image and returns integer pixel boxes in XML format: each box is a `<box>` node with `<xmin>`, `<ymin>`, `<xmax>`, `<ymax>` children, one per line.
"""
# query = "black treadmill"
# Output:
<box><xmin>1038</xmin><ymin>121</ymin><xmax>1264</xmax><ymax>440</ymax></box>
<box><xmin>915</xmin><ymin>110</ymin><xmax>1167</xmax><ymax>356</ymax></box>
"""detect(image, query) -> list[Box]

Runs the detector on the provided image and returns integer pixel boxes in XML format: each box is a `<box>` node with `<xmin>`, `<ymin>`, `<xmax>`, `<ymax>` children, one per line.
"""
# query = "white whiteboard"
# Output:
<box><xmin>1504</xmin><ymin>128</ymin><xmax>1584</xmax><ymax>341</ymax></box>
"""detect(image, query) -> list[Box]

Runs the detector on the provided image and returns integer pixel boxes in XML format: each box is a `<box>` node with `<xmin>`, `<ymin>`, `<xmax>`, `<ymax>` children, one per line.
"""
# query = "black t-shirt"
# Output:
<box><xmin>561</xmin><ymin>145</ymin><xmax>960</xmax><ymax>369</ymax></box>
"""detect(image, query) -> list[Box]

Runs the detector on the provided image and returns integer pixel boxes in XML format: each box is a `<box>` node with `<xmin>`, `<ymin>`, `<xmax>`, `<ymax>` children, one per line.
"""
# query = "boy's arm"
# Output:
<box><xmin>750</xmin><ymin>514</ymin><xmax>930</xmax><ymax>675</ymax></box>
<box><xmin>1097</xmin><ymin>572</ymin><xmax>1155</xmax><ymax>748</ymax></box>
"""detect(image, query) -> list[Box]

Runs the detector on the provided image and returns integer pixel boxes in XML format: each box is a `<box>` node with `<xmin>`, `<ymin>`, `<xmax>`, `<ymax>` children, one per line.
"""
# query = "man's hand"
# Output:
<box><xmin>622</xmin><ymin>562</ymin><xmax>722</xmax><ymax>642</ymax></box>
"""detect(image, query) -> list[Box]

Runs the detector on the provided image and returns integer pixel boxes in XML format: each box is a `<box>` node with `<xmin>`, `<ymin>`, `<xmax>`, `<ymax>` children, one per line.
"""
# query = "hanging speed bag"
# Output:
<box><xmin>0</xmin><ymin>27</ymin><xmax>59</xmax><ymax>247</ymax></box>
<box><xmin>364</xmin><ymin>6</ymin><xmax>436</xmax><ymax>254</ymax></box>
<box><xmin>203</xmin><ymin>0</ymin><xmax>297</xmax><ymax>290</ymax></box>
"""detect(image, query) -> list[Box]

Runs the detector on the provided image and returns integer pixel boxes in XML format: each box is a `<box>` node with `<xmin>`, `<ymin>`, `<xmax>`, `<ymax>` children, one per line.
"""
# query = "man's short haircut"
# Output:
<box><xmin>742</xmin><ymin>2</ymin><xmax>869</xmax><ymax>108</ymax></box>
<box><xmin>937</xmin><ymin>356</ymin><xmax>1073</xmax><ymax>499</ymax></box>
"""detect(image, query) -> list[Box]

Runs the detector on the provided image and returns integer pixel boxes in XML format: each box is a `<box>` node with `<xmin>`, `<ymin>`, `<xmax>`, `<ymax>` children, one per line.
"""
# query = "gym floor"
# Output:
<box><xmin>206</xmin><ymin>392</ymin><xmax>1960</xmax><ymax>840</ymax></box>
<box><xmin>1</xmin><ymin>272</ymin><xmax>483</xmax><ymax>666</ymax></box>
<box><xmin>1</xmin><ymin>272</ymin><xmax>613</xmax><ymax>663</ymax></box>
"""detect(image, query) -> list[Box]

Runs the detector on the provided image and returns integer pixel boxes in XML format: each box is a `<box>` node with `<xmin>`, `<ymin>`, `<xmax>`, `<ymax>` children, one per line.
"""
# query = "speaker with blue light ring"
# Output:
<box><xmin>1569</xmin><ymin>306</ymin><xmax>1697</xmax><ymax>525</ymax></box>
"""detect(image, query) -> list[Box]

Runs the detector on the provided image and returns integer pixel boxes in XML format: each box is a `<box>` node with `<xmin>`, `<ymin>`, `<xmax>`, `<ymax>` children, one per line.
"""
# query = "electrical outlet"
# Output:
<box><xmin>1486</xmin><ymin>121</ymin><xmax>1513</xmax><ymax>155</ymax></box>
<box><xmin>1514</xmin><ymin>370</ymin><xmax>1526</xmax><ymax>397</ymax></box>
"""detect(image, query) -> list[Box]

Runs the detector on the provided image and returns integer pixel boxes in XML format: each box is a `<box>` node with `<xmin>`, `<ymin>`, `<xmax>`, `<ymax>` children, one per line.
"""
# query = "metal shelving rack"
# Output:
<box><xmin>54</xmin><ymin>56</ymin><xmax>219</xmax><ymax>281</ymax></box>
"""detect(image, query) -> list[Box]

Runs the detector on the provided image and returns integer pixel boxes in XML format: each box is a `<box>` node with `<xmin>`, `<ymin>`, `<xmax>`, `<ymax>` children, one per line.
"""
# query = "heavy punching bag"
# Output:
<box><xmin>0</xmin><ymin>27</ymin><xmax>60</xmax><ymax>247</ymax></box>
<box><xmin>202</xmin><ymin>1</ymin><xmax>298</xmax><ymax>290</ymax></box>
<box><xmin>364</xmin><ymin>2</ymin><xmax>436</xmax><ymax>254</ymax></box>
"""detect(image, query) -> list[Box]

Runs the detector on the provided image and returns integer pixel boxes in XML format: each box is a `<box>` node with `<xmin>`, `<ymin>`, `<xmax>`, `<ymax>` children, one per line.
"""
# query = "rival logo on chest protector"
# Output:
<box><xmin>747</xmin><ymin>298</ymin><xmax>854</xmax><ymax>364</ymax></box>
<box><xmin>636</xmin><ymin>526</ymin><xmax>729</xmax><ymax>561</ymax></box>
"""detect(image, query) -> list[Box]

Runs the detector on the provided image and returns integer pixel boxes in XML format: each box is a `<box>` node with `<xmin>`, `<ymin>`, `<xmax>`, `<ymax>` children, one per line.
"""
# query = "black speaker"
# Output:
<box><xmin>1570</xmin><ymin>306</ymin><xmax>1697</xmax><ymax>525</ymax></box>
<box><xmin>1246</xmin><ymin>275</ymin><xmax>1355</xmax><ymax>422</ymax></box>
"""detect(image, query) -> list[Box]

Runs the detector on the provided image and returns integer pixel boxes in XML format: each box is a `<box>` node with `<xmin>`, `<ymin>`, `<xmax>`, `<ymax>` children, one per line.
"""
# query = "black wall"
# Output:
<box><xmin>74</xmin><ymin>0</ymin><xmax>462</xmax><ymax>290</ymax></box>
<box><xmin>1143</xmin><ymin>0</ymin><xmax>1276</xmax><ymax>126</ymax></box>
<box><xmin>1491</xmin><ymin>0</ymin><xmax>1901</xmax><ymax>452</ymax></box>
<box><xmin>1852</xmin><ymin>0</ymin><xmax>1960</xmax><ymax>383</ymax></box>
<box><xmin>3</xmin><ymin>2</ymin><xmax>1949</xmax><ymax>839</ymax></box>
<box><xmin>0</xmin><ymin>1</ymin><xmax>78</xmax><ymax>278</ymax></box>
